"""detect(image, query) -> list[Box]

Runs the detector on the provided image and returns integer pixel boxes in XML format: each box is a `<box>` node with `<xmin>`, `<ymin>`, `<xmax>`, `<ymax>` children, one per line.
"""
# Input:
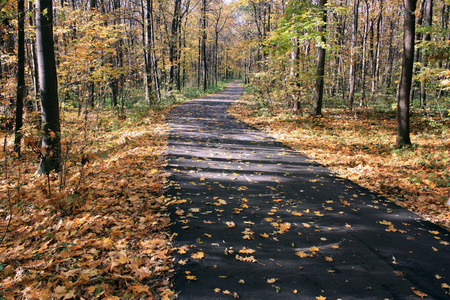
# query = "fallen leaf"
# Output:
<box><xmin>309</xmin><ymin>246</ymin><xmax>319</xmax><ymax>252</ymax></box>
<box><xmin>295</xmin><ymin>251</ymin><xmax>309</xmax><ymax>258</ymax></box>
<box><xmin>411</xmin><ymin>288</ymin><xmax>428</xmax><ymax>298</ymax></box>
<box><xmin>191</xmin><ymin>251</ymin><xmax>205</xmax><ymax>259</ymax></box>
<box><xmin>226</xmin><ymin>221</ymin><xmax>236</xmax><ymax>228</ymax></box>
<box><xmin>267</xmin><ymin>278</ymin><xmax>278</xmax><ymax>283</ymax></box>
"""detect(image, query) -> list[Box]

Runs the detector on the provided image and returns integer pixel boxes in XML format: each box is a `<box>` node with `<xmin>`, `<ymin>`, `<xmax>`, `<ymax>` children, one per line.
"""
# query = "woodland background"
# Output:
<box><xmin>1</xmin><ymin>0</ymin><xmax>449</xmax><ymax>299</ymax></box>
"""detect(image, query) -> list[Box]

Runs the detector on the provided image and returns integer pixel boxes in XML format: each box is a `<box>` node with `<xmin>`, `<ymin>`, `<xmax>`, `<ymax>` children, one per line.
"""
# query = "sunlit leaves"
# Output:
<box><xmin>0</xmin><ymin>108</ymin><xmax>172</xmax><ymax>299</ymax></box>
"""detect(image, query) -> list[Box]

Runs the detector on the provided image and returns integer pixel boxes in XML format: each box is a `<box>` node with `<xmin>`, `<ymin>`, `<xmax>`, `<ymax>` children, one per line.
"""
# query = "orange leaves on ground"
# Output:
<box><xmin>0</xmin><ymin>109</ymin><xmax>174</xmax><ymax>299</ymax></box>
<box><xmin>229</xmin><ymin>102</ymin><xmax>450</xmax><ymax>229</ymax></box>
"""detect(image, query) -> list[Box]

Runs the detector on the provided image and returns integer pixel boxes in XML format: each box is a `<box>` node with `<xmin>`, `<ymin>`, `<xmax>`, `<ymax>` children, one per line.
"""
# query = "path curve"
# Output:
<box><xmin>166</xmin><ymin>81</ymin><xmax>449</xmax><ymax>299</ymax></box>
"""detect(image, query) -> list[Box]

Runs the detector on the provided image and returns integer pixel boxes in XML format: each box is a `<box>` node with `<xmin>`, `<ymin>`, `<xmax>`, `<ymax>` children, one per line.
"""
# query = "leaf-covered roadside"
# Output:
<box><xmin>229</xmin><ymin>97</ymin><xmax>450</xmax><ymax>229</ymax></box>
<box><xmin>0</xmin><ymin>110</ymin><xmax>175</xmax><ymax>299</ymax></box>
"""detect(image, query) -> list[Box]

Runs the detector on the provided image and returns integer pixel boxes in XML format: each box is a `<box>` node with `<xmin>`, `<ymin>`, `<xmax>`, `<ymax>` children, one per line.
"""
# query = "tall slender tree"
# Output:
<box><xmin>311</xmin><ymin>0</ymin><xmax>327</xmax><ymax>116</ymax></box>
<box><xmin>396</xmin><ymin>0</ymin><xmax>417</xmax><ymax>146</ymax></box>
<box><xmin>348</xmin><ymin>0</ymin><xmax>360</xmax><ymax>110</ymax></box>
<box><xmin>14</xmin><ymin>0</ymin><xmax>25</xmax><ymax>155</ymax></box>
<box><xmin>36</xmin><ymin>0</ymin><xmax>62</xmax><ymax>173</ymax></box>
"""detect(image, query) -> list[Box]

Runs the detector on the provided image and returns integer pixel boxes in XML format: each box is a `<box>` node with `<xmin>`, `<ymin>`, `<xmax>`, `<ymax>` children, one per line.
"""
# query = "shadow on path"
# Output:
<box><xmin>166</xmin><ymin>81</ymin><xmax>449</xmax><ymax>299</ymax></box>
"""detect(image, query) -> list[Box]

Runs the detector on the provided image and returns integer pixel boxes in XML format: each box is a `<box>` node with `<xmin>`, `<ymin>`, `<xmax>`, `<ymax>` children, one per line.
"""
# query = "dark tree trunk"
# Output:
<box><xmin>311</xmin><ymin>0</ymin><xmax>327</xmax><ymax>116</ymax></box>
<box><xmin>201</xmin><ymin>0</ymin><xmax>208</xmax><ymax>91</ymax></box>
<box><xmin>169</xmin><ymin>0</ymin><xmax>182</xmax><ymax>90</ymax></box>
<box><xmin>36</xmin><ymin>0</ymin><xmax>62</xmax><ymax>173</ymax></box>
<box><xmin>14</xmin><ymin>0</ymin><xmax>25</xmax><ymax>155</ymax></box>
<box><xmin>28</xmin><ymin>0</ymin><xmax>40</xmax><ymax>112</ymax></box>
<box><xmin>420</xmin><ymin>0</ymin><xmax>432</xmax><ymax>108</ymax></box>
<box><xmin>348</xmin><ymin>0</ymin><xmax>360</xmax><ymax>110</ymax></box>
<box><xmin>396</xmin><ymin>0</ymin><xmax>417</xmax><ymax>146</ymax></box>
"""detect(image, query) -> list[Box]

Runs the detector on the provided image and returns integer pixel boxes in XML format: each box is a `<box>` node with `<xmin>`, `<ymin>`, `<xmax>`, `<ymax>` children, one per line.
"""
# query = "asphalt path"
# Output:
<box><xmin>165</xmin><ymin>81</ymin><xmax>449</xmax><ymax>299</ymax></box>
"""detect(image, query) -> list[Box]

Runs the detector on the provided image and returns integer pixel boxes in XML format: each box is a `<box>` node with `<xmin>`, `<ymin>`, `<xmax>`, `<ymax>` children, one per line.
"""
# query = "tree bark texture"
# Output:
<box><xmin>311</xmin><ymin>0</ymin><xmax>327</xmax><ymax>116</ymax></box>
<box><xmin>396</xmin><ymin>0</ymin><xmax>417</xmax><ymax>146</ymax></box>
<box><xmin>14</xmin><ymin>0</ymin><xmax>25</xmax><ymax>155</ymax></box>
<box><xmin>36</xmin><ymin>0</ymin><xmax>62</xmax><ymax>173</ymax></box>
<box><xmin>348</xmin><ymin>0</ymin><xmax>360</xmax><ymax>110</ymax></box>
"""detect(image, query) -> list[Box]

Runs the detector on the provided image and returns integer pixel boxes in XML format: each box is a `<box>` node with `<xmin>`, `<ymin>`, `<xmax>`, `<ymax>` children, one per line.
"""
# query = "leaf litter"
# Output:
<box><xmin>0</xmin><ymin>109</ymin><xmax>174</xmax><ymax>299</ymax></box>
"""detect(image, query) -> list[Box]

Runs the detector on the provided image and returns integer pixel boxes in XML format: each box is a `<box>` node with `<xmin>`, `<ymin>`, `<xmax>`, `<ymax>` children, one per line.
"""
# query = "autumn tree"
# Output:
<box><xmin>311</xmin><ymin>0</ymin><xmax>328</xmax><ymax>116</ymax></box>
<box><xmin>36</xmin><ymin>0</ymin><xmax>62</xmax><ymax>173</ymax></box>
<box><xmin>396</xmin><ymin>0</ymin><xmax>417</xmax><ymax>146</ymax></box>
<box><xmin>14</xmin><ymin>0</ymin><xmax>25</xmax><ymax>155</ymax></box>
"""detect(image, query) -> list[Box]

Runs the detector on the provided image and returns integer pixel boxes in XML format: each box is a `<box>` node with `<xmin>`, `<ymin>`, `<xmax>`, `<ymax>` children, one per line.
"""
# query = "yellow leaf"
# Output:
<box><xmin>226</xmin><ymin>221</ymin><xmax>236</xmax><ymax>228</ymax></box>
<box><xmin>302</xmin><ymin>223</ymin><xmax>311</xmax><ymax>228</ymax></box>
<box><xmin>292</xmin><ymin>211</ymin><xmax>303</xmax><ymax>216</ymax></box>
<box><xmin>309</xmin><ymin>246</ymin><xmax>319</xmax><ymax>252</ymax></box>
<box><xmin>238</xmin><ymin>279</ymin><xmax>245</xmax><ymax>284</ymax></box>
<box><xmin>214</xmin><ymin>288</ymin><xmax>221</xmax><ymax>293</ymax></box>
<box><xmin>379</xmin><ymin>220</ymin><xmax>392</xmax><ymax>226</ymax></box>
<box><xmin>316</xmin><ymin>296</ymin><xmax>327</xmax><ymax>300</ymax></box>
<box><xmin>324</xmin><ymin>256</ymin><xmax>333</xmax><ymax>262</ymax></box>
<box><xmin>411</xmin><ymin>288</ymin><xmax>428</xmax><ymax>298</ymax></box>
<box><xmin>186</xmin><ymin>275</ymin><xmax>197</xmax><ymax>280</ymax></box>
<box><xmin>267</xmin><ymin>278</ymin><xmax>278</xmax><ymax>283</ymax></box>
<box><xmin>260</xmin><ymin>233</ymin><xmax>269</xmax><ymax>238</ymax></box>
<box><xmin>117</xmin><ymin>255</ymin><xmax>128</xmax><ymax>264</ymax></box>
<box><xmin>292</xmin><ymin>289</ymin><xmax>298</xmax><ymax>294</ymax></box>
<box><xmin>279</xmin><ymin>222</ymin><xmax>291</xmax><ymax>233</ymax></box>
<box><xmin>239</xmin><ymin>247</ymin><xmax>256</xmax><ymax>254</ymax></box>
<box><xmin>295</xmin><ymin>251</ymin><xmax>309</xmax><ymax>258</ymax></box>
<box><xmin>131</xmin><ymin>284</ymin><xmax>149</xmax><ymax>294</ymax></box>
<box><xmin>386</xmin><ymin>225</ymin><xmax>398</xmax><ymax>232</ymax></box>
<box><xmin>331</xmin><ymin>245</ymin><xmax>339</xmax><ymax>249</ymax></box>
<box><xmin>191</xmin><ymin>251</ymin><xmax>205</xmax><ymax>259</ymax></box>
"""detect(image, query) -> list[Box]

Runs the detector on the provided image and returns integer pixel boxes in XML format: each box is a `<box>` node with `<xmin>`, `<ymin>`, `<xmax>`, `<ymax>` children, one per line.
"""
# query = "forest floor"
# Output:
<box><xmin>228</xmin><ymin>95</ymin><xmax>450</xmax><ymax>229</ymax></box>
<box><xmin>0</xmin><ymin>108</ymin><xmax>175</xmax><ymax>299</ymax></box>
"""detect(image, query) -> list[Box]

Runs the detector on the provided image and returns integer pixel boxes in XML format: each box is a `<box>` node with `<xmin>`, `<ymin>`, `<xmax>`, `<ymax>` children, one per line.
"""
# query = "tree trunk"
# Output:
<box><xmin>29</xmin><ymin>0</ymin><xmax>40</xmax><ymax>112</ymax></box>
<box><xmin>420</xmin><ymin>0</ymin><xmax>432</xmax><ymax>108</ymax></box>
<box><xmin>348</xmin><ymin>0</ymin><xmax>360</xmax><ymax>110</ymax></box>
<box><xmin>396</xmin><ymin>0</ymin><xmax>417</xmax><ymax>146</ymax></box>
<box><xmin>201</xmin><ymin>0</ymin><xmax>208</xmax><ymax>91</ymax></box>
<box><xmin>36</xmin><ymin>0</ymin><xmax>62</xmax><ymax>173</ymax></box>
<box><xmin>360</xmin><ymin>0</ymin><xmax>370</xmax><ymax>107</ymax></box>
<box><xmin>169</xmin><ymin>0</ymin><xmax>182</xmax><ymax>90</ymax></box>
<box><xmin>143</xmin><ymin>0</ymin><xmax>155</xmax><ymax>104</ymax></box>
<box><xmin>311</xmin><ymin>0</ymin><xmax>327</xmax><ymax>116</ymax></box>
<box><xmin>14</xmin><ymin>0</ymin><xmax>25</xmax><ymax>156</ymax></box>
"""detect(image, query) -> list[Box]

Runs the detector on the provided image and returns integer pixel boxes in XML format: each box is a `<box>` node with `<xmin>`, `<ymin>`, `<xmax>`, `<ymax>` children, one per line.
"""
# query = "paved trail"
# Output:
<box><xmin>166</xmin><ymin>81</ymin><xmax>449</xmax><ymax>299</ymax></box>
